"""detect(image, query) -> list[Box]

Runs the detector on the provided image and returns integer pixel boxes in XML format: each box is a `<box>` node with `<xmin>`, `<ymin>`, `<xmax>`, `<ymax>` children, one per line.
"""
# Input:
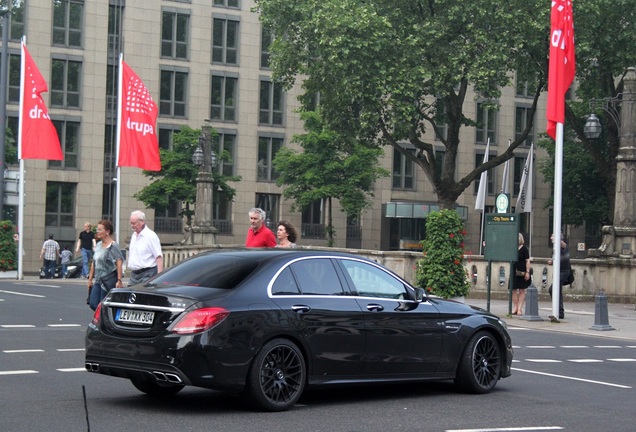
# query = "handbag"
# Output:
<box><xmin>563</xmin><ymin>270</ymin><xmax>574</xmax><ymax>286</ymax></box>
<box><xmin>515</xmin><ymin>269</ymin><xmax>526</xmax><ymax>277</ymax></box>
<box><xmin>99</xmin><ymin>270</ymin><xmax>118</xmax><ymax>290</ymax></box>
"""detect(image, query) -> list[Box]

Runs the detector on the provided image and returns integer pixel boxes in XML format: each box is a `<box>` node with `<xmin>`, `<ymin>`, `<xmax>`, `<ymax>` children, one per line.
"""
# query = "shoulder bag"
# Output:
<box><xmin>99</xmin><ymin>246</ymin><xmax>118</xmax><ymax>291</ymax></box>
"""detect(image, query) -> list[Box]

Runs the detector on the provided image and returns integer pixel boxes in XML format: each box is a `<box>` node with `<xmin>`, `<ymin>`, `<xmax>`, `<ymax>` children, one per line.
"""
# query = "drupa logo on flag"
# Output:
<box><xmin>118</xmin><ymin>61</ymin><xmax>161</xmax><ymax>171</ymax></box>
<box><xmin>20</xmin><ymin>41</ymin><xmax>63</xmax><ymax>160</ymax></box>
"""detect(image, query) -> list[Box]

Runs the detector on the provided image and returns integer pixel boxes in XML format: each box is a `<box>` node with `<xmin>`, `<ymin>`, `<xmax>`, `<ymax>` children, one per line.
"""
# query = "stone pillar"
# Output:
<box><xmin>190</xmin><ymin>121</ymin><xmax>217</xmax><ymax>245</ymax></box>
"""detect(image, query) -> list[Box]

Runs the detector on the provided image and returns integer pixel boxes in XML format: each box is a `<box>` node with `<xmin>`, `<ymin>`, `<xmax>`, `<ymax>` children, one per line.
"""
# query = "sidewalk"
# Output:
<box><xmin>467</xmin><ymin>296</ymin><xmax>636</xmax><ymax>341</ymax></box>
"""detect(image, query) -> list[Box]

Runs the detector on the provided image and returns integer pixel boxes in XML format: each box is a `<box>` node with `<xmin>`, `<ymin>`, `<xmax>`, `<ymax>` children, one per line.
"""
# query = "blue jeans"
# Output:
<box><xmin>44</xmin><ymin>259</ymin><xmax>56</xmax><ymax>279</ymax></box>
<box><xmin>81</xmin><ymin>248</ymin><xmax>93</xmax><ymax>277</ymax></box>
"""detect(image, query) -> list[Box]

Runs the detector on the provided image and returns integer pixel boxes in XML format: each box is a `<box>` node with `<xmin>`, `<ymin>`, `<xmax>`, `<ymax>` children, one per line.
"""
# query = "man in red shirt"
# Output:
<box><xmin>245</xmin><ymin>208</ymin><xmax>276</xmax><ymax>247</ymax></box>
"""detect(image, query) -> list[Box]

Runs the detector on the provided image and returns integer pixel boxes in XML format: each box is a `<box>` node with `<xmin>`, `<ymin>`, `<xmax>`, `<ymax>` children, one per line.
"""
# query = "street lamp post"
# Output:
<box><xmin>189</xmin><ymin>120</ymin><xmax>218</xmax><ymax>245</ymax></box>
<box><xmin>585</xmin><ymin>67</ymin><xmax>636</xmax><ymax>257</ymax></box>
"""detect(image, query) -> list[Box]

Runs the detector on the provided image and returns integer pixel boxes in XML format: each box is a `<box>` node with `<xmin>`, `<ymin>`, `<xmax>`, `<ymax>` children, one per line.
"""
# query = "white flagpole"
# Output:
<box><xmin>16</xmin><ymin>37</ymin><xmax>26</xmax><ymax>280</ymax></box>
<box><xmin>551</xmin><ymin>126</ymin><xmax>564</xmax><ymax>319</ymax></box>
<box><xmin>501</xmin><ymin>139</ymin><xmax>510</xmax><ymax>194</ymax></box>
<box><xmin>528</xmin><ymin>143</ymin><xmax>534</xmax><ymax>256</ymax></box>
<box><xmin>114</xmin><ymin>53</ymin><xmax>123</xmax><ymax>244</ymax></box>
<box><xmin>476</xmin><ymin>139</ymin><xmax>490</xmax><ymax>255</ymax></box>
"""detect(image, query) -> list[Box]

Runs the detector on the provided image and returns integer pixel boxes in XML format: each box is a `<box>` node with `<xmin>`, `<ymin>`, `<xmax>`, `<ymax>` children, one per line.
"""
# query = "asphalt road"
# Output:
<box><xmin>1</xmin><ymin>279</ymin><xmax>635</xmax><ymax>432</ymax></box>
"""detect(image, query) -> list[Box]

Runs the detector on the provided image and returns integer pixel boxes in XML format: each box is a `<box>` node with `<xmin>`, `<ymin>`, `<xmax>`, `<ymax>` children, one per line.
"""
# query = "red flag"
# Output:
<box><xmin>118</xmin><ymin>61</ymin><xmax>161</xmax><ymax>171</ymax></box>
<box><xmin>546</xmin><ymin>0</ymin><xmax>575</xmax><ymax>140</ymax></box>
<box><xmin>20</xmin><ymin>42</ymin><xmax>63</xmax><ymax>160</ymax></box>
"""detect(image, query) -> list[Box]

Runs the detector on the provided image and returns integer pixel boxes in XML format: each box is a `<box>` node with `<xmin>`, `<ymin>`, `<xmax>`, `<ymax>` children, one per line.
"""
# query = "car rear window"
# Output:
<box><xmin>150</xmin><ymin>255</ymin><xmax>260</xmax><ymax>289</ymax></box>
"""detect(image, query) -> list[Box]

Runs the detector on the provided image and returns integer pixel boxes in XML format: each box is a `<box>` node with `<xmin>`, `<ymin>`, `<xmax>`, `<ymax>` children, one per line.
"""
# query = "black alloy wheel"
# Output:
<box><xmin>246</xmin><ymin>338</ymin><xmax>306</xmax><ymax>412</ymax></box>
<box><xmin>455</xmin><ymin>330</ymin><xmax>501</xmax><ymax>394</ymax></box>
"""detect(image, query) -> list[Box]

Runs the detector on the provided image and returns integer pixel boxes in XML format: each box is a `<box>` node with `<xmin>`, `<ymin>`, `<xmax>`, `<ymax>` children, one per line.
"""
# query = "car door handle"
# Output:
<box><xmin>291</xmin><ymin>305</ymin><xmax>311</xmax><ymax>314</ymax></box>
<box><xmin>366</xmin><ymin>304</ymin><xmax>384</xmax><ymax>312</ymax></box>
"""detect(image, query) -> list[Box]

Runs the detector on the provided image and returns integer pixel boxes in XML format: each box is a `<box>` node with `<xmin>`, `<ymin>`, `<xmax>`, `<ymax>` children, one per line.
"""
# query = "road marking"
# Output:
<box><xmin>0</xmin><ymin>370</ymin><xmax>38</xmax><ymax>376</ymax></box>
<box><xmin>58</xmin><ymin>368</ymin><xmax>86</xmax><ymax>372</ymax></box>
<box><xmin>0</xmin><ymin>290</ymin><xmax>45</xmax><ymax>298</ymax></box>
<box><xmin>57</xmin><ymin>348</ymin><xmax>85</xmax><ymax>352</ymax></box>
<box><xmin>525</xmin><ymin>359</ymin><xmax>562</xmax><ymax>363</ymax></box>
<box><xmin>47</xmin><ymin>324</ymin><xmax>82</xmax><ymax>328</ymax></box>
<box><xmin>526</xmin><ymin>346</ymin><xmax>555</xmax><ymax>349</ymax></box>
<box><xmin>512</xmin><ymin>367</ymin><xmax>632</xmax><ymax>388</ymax></box>
<box><xmin>447</xmin><ymin>427</ymin><xmax>563</xmax><ymax>431</ymax></box>
<box><xmin>607</xmin><ymin>358</ymin><xmax>636</xmax><ymax>362</ymax></box>
<box><xmin>593</xmin><ymin>345</ymin><xmax>622</xmax><ymax>349</ymax></box>
<box><xmin>560</xmin><ymin>345</ymin><xmax>588</xmax><ymax>348</ymax></box>
<box><xmin>568</xmin><ymin>359</ymin><xmax>602</xmax><ymax>363</ymax></box>
<box><xmin>3</xmin><ymin>349</ymin><xmax>44</xmax><ymax>353</ymax></box>
<box><xmin>0</xmin><ymin>325</ymin><xmax>35</xmax><ymax>328</ymax></box>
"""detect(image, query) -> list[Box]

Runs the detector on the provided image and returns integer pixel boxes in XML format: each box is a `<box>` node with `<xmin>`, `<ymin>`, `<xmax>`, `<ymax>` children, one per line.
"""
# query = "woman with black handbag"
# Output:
<box><xmin>87</xmin><ymin>220</ymin><xmax>124</xmax><ymax>311</ymax></box>
<box><xmin>512</xmin><ymin>233</ymin><xmax>531</xmax><ymax>315</ymax></box>
<box><xmin>548</xmin><ymin>233</ymin><xmax>571</xmax><ymax>320</ymax></box>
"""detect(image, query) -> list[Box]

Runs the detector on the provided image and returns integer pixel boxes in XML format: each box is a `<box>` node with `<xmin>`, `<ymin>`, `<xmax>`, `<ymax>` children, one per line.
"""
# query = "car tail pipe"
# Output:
<box><xmin>85</xmin><ymin>362</ymin><xmax>100</xmax><ymax>372</ymax></box>
<box><xmin>152</xmin><ymin>371</ymin><xmax>183</xmax><ymax>384</ymax></box>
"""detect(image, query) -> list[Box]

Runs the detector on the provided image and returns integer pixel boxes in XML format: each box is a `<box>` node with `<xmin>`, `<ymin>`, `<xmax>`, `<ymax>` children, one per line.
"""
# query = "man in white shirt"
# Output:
<box><xmin>128</xmin><ymin>210</ymin><xmax>163</xmax><ymax>286</ymax></box>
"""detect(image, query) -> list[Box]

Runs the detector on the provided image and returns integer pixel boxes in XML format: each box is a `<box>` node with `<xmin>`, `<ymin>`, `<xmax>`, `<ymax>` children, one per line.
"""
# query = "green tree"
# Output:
<box><xmin>0</xmin><ymin>220</ymin><xmax>17</xmax><ymax>272</ymax></box>
<box><xmin>134</xmin><ymin>126</ymin><xmax>240</xmax><ymax>228</ymax></box>
<box><xmin>273</xmin><ymin>111</ymin><xmax>389</xmax><ymax>246</ymax></box>
<box><xmin>255</xmin><ymin>0</ymin><xmax>548</xmax><ymax>209</ymax></box>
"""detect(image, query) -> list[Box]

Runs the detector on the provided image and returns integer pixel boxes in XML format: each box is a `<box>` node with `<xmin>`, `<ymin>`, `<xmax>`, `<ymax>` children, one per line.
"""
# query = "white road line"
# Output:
<box><xmin>0</xmin><ymin>290</ymin><xmax>45</xmax><ymax>298</ymax></box>
<box><xmin>525</xmin><ymin>359</ymin><xmax>562</xmax><ymax>363</ymax></box>
<box><xmin>560</xmin><ymin>345</ymin><xmax>588</xmax><ymax>348</ymax></box>
<box><xmin>447</xmin><ymin>427</ymin><xmax>563</xmax><ymax>432</ymax></box>
<box><xmin>607</xmin><ymin>358</ymin><xmax>636</xmax><ymax>362</ymax></box>
<box><xmin>526</xmin><ymin>346</ymin><xmax>555</xmax><ymax>349</ymax></box>
<box><xmin>47</xmin><ymin>324</ymin><xmax>82</xmax><ymax>328</ymax></box>
<box><xmin>512</xmin><ymin>367</ymin><xmax>632</xmax><ymax>388</ymax></box>
<box><xmin>3</xmin><ymin>349</ymin><xmax>44</xmax><ymax>353</ymax></box>
<box><xmin>568</xmin><ymin>359</ymin><xmax>603</xmax><ymax>363</ymax></box>
<box><xmin>58</xmin><ymin>368</ymin><xmax>86</xmax><ymax>372</ymax></box>
<box><xmin>57</xmin><ymin>348</ymin><xmax>85</xmax><ymax>352</ymax></box>
<box><xmin>593</xmin><ymin>345</ymin><xmax>622</xmax><ymax>348</ymax></box>
<box><xmin>0</xmin><ymin>370</ymin><xmax>38</xmax><ymax>376</ymax></box>
<box><xmin>0</xmin><ymin>324</ymin><xmax>35</xmax><ymax>328</ymax></box>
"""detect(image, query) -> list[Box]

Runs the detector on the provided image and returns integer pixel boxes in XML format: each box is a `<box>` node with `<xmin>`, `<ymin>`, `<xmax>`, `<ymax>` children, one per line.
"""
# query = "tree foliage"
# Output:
<box><xmin>255</xmin><ymin>0</ymin><xmax>549</xmax><ymax>208</ymax></box>
<box><xmin>134</xmin><ymin>126</ymin><xmax>240</xmax><ymax>227</ymax></box>
<box><xmin>273</xmin><ymin>111</ymin><xmax>389</xmax><ymax>245</ymax></box>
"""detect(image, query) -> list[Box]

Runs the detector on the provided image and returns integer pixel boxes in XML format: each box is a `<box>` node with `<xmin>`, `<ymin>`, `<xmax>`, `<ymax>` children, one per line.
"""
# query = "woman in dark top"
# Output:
<box><xmin>513</xmin><ymin>233</ymin><xmax>531</xmax><ymax>315</ymax></box>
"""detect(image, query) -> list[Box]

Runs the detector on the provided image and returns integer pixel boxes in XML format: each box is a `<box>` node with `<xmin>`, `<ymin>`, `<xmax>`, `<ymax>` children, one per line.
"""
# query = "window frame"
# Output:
<box><xmin>159</xmin><ymin>67</ymin><xmax>189</xmax><ymax>117</ymax></box>
<box><xmin>52</xmin><ymin>0</ymin><xmax>84</xmax><ymax>48</ymax></box>
<box><xmin>257</xmin><ymin>135</ymin><xmax>283</xmax><ymax>182</ymax></box>
<box><xmin>50</xmin><ymin>56</ymin><xmax>82</xmax><ymax>109</ymax></box>
<box><xmin>210</xmin><ymin>73</ymin><xmax>238</xmax><ymax>122</ymax></box>
<box><xmin>259</xmin><ymin>78</ymin><xmax>284</xmax><ymax>126</ymax></box>
<box><xmin>49</xmin><ymin>118</ymin><xmax>80</xmax><ymax>169</ymax></box>
<box><xmin>161</xmin><ymin>9</ymin><xmax>190</xmax><ymax>60</ymax></box>
<box><xmin>212</xmin><ymin>15</ymin><xmax>240</xmax><ymax>65</ymax></box>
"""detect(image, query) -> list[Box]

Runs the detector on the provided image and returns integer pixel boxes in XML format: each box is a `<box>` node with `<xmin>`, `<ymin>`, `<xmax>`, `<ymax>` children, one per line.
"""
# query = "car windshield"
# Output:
<box><xmin>150</xmin><ymin>254</ymin><xmax>260</xmax><ymax>289</ymax></box>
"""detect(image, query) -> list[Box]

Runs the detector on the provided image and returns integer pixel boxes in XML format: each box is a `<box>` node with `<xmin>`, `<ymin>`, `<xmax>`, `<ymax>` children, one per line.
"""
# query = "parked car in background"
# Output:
<box><xmin>85</xmin><ymin>249</ymin><xmax>513</xmax><ymax>411</ymax></box>
<box><xmin>39</xmin><ymin>256</ymin><xmax>83</xmax><ymax>279</ymax></box>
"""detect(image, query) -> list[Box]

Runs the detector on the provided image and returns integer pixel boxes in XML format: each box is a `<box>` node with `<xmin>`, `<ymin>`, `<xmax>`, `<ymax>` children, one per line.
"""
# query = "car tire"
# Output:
<box><xmin>130</xmin><ymin>377</ymin><xmax>184</xmax><ymax>397</ymax></box>
<box><xmin>454</xmin><ymin>330</ymin><xmax>501</xmax><ymax>394</ymax></box>
<box><xmin>245</xmin><ymin>338</ymin><xmax>306</xmax><ymax>412</ymax></box>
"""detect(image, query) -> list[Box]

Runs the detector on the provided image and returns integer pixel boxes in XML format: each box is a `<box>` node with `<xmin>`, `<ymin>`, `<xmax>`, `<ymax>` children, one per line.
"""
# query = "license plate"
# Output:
<box><xmin>115</xmin><ymin>308</ymin><xmax>155</xmax><ymax>325</ymax></box>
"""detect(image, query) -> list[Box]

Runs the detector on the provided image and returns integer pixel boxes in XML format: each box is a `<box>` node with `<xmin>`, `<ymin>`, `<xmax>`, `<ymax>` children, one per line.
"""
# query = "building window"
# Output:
<box><xmin>392</xmin><ymin>148</ymin><xmax>415</xmax><ymax>190</ymax></box>
<box><xmin>52</xmin><ymin>0</ymin><xmax>83</xmax><ymax>48</ymax></box>
<box><xmin>3</xmin><ymin>1</ymin><xmax>26</xmax><ymax>41</ymax></box>
<box><xmin>45</xmin><ymin>182</ymin><xmax>76</xmax><ymax>228</ymax></box>
<box><xmin>212</xmin><ymin>131</ymin><xmax>236</xmax><ymax>176</ymax></box>
<box><xmin>51</xmin><ymin>58</ymin><xmax>81</xmax><ymax>108</ymax></box>
<box><xmin>302</xmin><ymin>200</ymin><xmax>325</xmax><ymax>239</ymax></box>
<box><xmin>160</xmin><ymin>69</ymin><xmax>188</xmax><ymax>117</ymax></box>
<box><xmin>108</xmin><ymin>4</ymin><xmax>123</xmax><ymax>54</ymax></box>
<box><xmin>260</xmin><ymin>26</ymin><xmax>273</xmax><ymax>69</ymax></box>
<box><xmin>8</xmin><ymin>53</ymin><xmax>21</xmax><ymax>103</ymax></box>
<box><xmin>515</xmin><ymin>75</ymin><xmax>538</xmax><ymax>98</ymax></box>
<box><xmin>474</xmin><ymin>152</ymin><xmax>494</xmax><ymax>195</ymax></box>
<box><xmin>434</xmin><ymin>97</ymin><xmax>448</xmax><ymax>141</ymax></box>
<box><xmin>105</xmin><ymin>64</ymin><xmax>119</xmax><ymax>119</ymax></box>
<box><xmin>259</xmin><ymin>79</ymin><xmax>284</xmax><ymax>125</ymax></box>
<box><xmin>213</xmin><ymin>0</ymin><xmax>240</xmax><ymax>8</ymax></box>
<box><xmin>162</xmin><ymin>10</ymin><xmax>189</xmax><ymax>60</ymax></box>
<box><xmin>513</xmin><ymin>155</ymin><xmax>528</xmax><ymax>196</ymax></box>
<box><xmin>257</xmin><ymin>136</ymin><xmax>283</xmax><ymax>182</ymax></box>
<box><xmin>213</xmin><ymin>194</ymin><xmax>233</xmax><ymax>235</ymax></box>
<box><xmin>158</xmin><ymin>125</ymin><xmax>183</xmax><ymax>150</ymax></box>
<box><xmin>211</xmin><ymin>74</ymin><xmax>237</xmax><ymax>121</ymax></box>
<box><xmin>255</xmin><ymin>193</ymin><xmax>280</xmax><ymax>232</ymax></box>
<box><xmin>515</xmin><ymin>106</ymin><xmax>534</xmax><ymax>147</ymax></box>
<box><xmin>155</xmin><ymin>197</ymin><xmax>183</xmax><ymax>233</ymax></box>
<box><xmin>49</xmin><ymin>120</ymin><xmax>80</xmax><ymax>169</ymax></box>
<box><xmin>476</xmin><ymin>102</ymin><xmax>496</xmax><ymax>144</ymax></box>
<box><xmin>212</xmin><ymin>17</ymin><xmax>239</xmax><ymax>65</ymax></box>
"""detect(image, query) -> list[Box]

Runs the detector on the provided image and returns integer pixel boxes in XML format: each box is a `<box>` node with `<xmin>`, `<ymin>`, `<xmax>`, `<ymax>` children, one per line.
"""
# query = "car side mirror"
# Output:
<box><xmin>413</xmin><ymin>287</ymin><xmax>425</xmax><ymax>302</ymax></box>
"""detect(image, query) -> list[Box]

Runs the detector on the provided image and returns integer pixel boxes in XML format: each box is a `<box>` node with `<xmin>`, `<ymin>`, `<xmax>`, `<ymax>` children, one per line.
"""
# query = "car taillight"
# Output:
<box><xmin>91</xmin><ymin>303</ymin><xmax>102</xmax><ymax>325</ymax></box>
<box><xmin>171</xmin><ymin>307</ymin><xmax>229</xmax><ymax>335</ymax></box>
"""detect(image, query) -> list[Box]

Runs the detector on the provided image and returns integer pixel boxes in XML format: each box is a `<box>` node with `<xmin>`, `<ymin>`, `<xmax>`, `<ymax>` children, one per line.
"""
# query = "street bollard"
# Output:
<box><xmin>521</xmin><ymin>282</ymin><xmax>544</xmax><ymax>321</ymax></box>
<box><xmin>590</xmin><ymin>290</ymin><xmax>616</xmax><ymax>331</ymax></box>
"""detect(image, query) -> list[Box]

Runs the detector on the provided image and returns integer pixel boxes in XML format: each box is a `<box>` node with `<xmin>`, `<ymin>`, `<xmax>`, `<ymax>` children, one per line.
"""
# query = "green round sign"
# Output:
<box><xmin>496</xmin><ymin>193</ymin><xmax>509</xmax><ymax>212</ymax></box>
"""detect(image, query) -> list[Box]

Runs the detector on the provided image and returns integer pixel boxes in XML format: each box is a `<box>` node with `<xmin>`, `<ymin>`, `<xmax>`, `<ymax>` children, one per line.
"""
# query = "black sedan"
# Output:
<box><xmin>85</xmin><ymin>249</ymin><xmax>512</xmax><ymax>411</ymax></box>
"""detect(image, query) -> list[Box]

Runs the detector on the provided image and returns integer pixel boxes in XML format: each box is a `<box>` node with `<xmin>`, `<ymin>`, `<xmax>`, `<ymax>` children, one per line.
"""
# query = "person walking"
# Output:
<box><xmin>276</xmin><ymin>220</ymin><xmax>298</xmax><ymax>248</ymax></box>
<box><xmin>245</xmin><ymin>208</ymin><xmax>276</xmax><ymax>247</ymax></box>
<box><xmin>512</xmin><ymin>233</ymin><xmax>531</xmax><ymax>315</ymax></box>
<box><xmin>60</xmin><ymin>245</ymin><xmax>73</xmax><ymax>278</ymax></box>
<box><xmin>87</xmin><ymin>220</ymin><xmax>124</xmax><ymax>310</ymax></box>
<box><xmin>548</xmin><ymin>233</ymin><xmax>571</xmax><ymax>320</ymax></box>
<box><xmin>76</xmin><ymin>222</ymin><xmax>96</xmax><ymax>278</ymax></box>
<box><xmin>127</xmin><ymin>210</ymin><xmax>163</xmax><ymax>286</ymax></box>
<box><xmin>39</xmin><ymin>234</ymin><xmax>60</xmax><ymax>279</ymax></box>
